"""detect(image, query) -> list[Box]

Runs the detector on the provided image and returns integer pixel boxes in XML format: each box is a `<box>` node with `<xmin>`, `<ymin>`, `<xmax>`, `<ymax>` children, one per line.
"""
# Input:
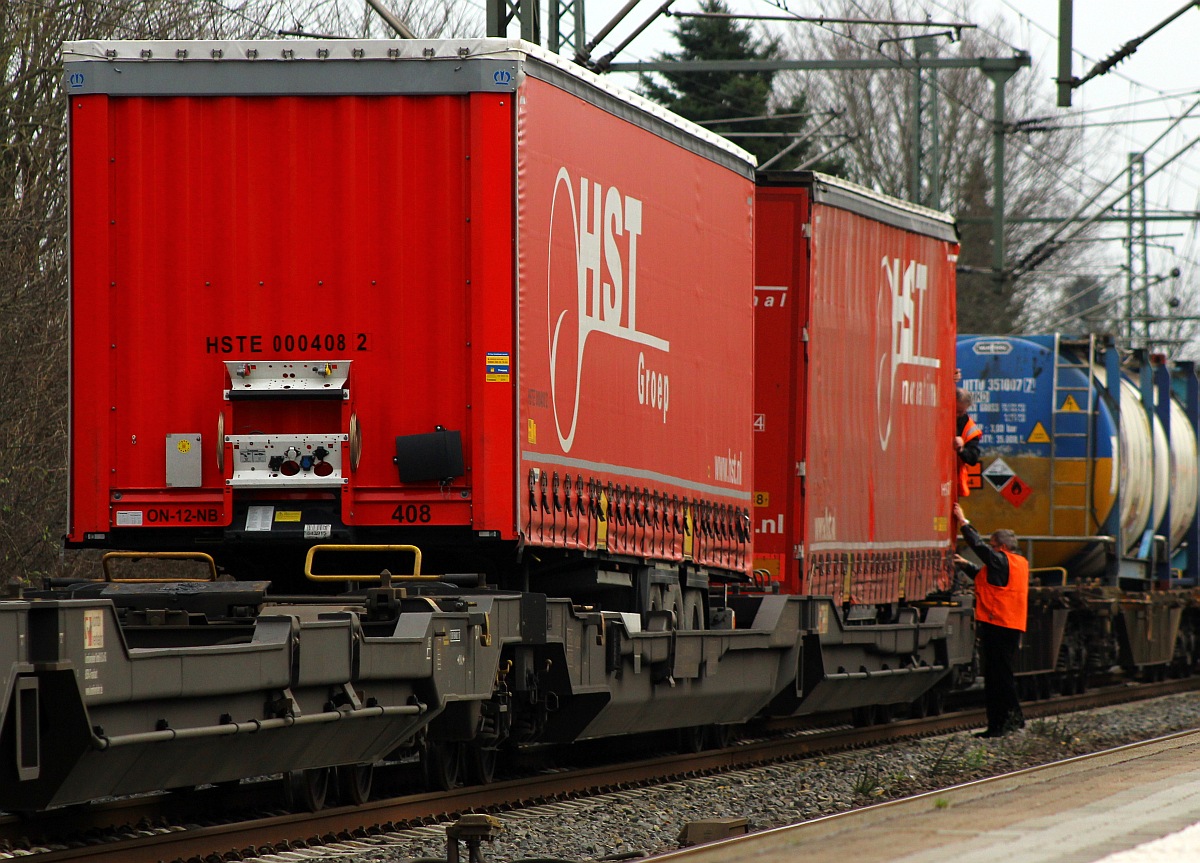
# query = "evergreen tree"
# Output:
<box><xmin>638</xmin><ymin>0</ymin><xmax>838</xmax><ymax>173</ymax></box>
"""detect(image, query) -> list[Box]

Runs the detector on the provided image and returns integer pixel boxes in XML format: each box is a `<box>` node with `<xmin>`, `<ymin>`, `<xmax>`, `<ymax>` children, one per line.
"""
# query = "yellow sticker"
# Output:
<box><xmin>1059</xmin><ymin>395</ymin><xmax>1082</xmax><ymax>412</ymax></box>
<box><xmin>274</xmin><ymin>510</ymin><xmax>302</xmax><ymax>522</ymax></box>
<box><xmin>486</xmin><ymin>351</ymin><xmax>510</xmax><ymax>383</ymax></box>
<box><xmin>1027</xmin><ymin>421</ymin><xmax>1050</xmax><ymax>443</ymax></box>
<box><xmin>933</xmin><ymin>515</ymin><xmax>948</xmax><ymax>532</ymax></box>
<box><xmin>177</xmin><ymin>439</ymin><xmax>192</xmax><ymax>454</ymax></box>
<box><xmin>754</xmin><ymin>491</ymin><xmax>770</xmax><ymax>507</ymax></box>
<box><xmin>752</xmin><ymin>555</ymin><xmax>781</xmax><ymax>579</ymax></box>
<box><xmin>527</xmin><ymin>418</ymin><xmax>537</xmax><ymax>444</ymax></box>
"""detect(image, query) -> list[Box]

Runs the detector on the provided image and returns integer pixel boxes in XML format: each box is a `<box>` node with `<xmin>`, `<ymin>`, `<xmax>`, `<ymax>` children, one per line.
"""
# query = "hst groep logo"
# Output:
<box><xmin>875</xmin><ymin>257</ymin><xmax>940</xmax><ymax>451</ymax></box>
<box><xmin>547</xmin><ymin>169</ymin><xmax>670</xmax><ymax>453</ymax></box>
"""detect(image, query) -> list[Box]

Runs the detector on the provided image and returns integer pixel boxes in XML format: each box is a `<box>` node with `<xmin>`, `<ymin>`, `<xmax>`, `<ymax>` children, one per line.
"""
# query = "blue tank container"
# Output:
<box><xmin>956</xmin><ymin>335</ymin><xmax>1195</xmax><ymax>578</ymax></box>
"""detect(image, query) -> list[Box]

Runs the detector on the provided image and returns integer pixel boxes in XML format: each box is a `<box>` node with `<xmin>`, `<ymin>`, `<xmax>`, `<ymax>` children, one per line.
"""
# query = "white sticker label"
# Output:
<box><xmin>972</xmin><ymin>339</ymin><xmax>1012</xmax><ymax>355</ymax></box>
<box><xmin>246</xmin><ymin>505</ymin><xmax>274</xmax><ymax>531</ymax></box>
<box><xmin>84</xmin><ymin>609</ymin><xmax>104</xmax><ymax>649</ymax></box>
<box><xmin>115</xmin><ymin>510</ymin><xmax>144</xmax><ymax>526</ymax></box>
<box><xmin>304</xmin><ymin>524</ymin><xmax>332</xmax><ymax>539</ymax></box>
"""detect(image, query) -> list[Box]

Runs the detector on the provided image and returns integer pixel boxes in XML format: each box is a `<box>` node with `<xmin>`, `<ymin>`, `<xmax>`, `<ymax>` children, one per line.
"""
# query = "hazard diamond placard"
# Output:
<box><xmin>982</xmin><ymin>458</ymin><xmax>1015</xmax><ymax>491</ymax></box>
<box><xmin>999</xmin><ymin>475</ymin><xmax>1033</xmax><ymax>507</ymax></box>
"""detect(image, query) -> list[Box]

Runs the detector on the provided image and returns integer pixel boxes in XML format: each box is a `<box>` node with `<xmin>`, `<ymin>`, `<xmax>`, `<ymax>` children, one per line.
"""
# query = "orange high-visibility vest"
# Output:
<box><xmin>957</xmin><ymin>416</ymin><xmax>983</xmax><ymax>497</ymax></box>
<box><xmin>975</xmin><ymin>549</ymin><xmax>1029</xmax><ymax>632</ymax></box>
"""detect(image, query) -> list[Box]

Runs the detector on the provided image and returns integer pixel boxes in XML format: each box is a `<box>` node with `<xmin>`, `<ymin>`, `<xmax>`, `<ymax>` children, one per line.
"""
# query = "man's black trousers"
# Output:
<box><xmin>978</xmin><ymin>620</ymin><xmax>1024</xmax><ymax>733</ymax></box>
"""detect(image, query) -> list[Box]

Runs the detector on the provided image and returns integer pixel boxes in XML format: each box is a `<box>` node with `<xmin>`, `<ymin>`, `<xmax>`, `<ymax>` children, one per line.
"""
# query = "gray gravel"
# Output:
<box><xmin>254</xmin><ymin>692</ymin><xmax>1200</xmax><ymax>863</ymax></box>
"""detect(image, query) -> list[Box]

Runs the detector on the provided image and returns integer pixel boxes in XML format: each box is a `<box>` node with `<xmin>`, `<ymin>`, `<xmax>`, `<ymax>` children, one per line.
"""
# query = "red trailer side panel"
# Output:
<box><xmin>516</xmin><ymin>75</ymin><xmax>755</xmax><ymax>574</ymax></box>
<box><xmin>754</xmin><ymin>178</ymin><xmax>958</xmax><ymax>601</ymax></box>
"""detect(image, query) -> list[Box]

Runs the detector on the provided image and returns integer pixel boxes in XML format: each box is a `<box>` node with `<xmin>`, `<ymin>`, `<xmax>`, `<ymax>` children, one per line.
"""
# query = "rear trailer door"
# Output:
<box><xmin>752</xmin><ymin>185</ymin><xmax>812</xmax><ymax>595</ymax></box>
<box><xmin>66</xmin><ymin>42</ymin><xmax>517</xmax><ymax>545</ymax></box>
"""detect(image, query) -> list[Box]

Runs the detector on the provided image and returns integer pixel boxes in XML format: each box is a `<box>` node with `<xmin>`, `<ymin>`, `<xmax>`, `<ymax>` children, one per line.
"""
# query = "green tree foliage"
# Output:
<box><xmin>637</xmin><ymin>0</ymin><xmax>839</xmax><ymax>173</ymax></box>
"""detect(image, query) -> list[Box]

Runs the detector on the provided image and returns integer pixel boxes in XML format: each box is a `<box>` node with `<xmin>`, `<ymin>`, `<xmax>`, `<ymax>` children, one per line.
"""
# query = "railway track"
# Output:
<box><xmin>6</xmin><ymin>677</ymin><xmax>1198</xmax><ymax>863</ymax></box>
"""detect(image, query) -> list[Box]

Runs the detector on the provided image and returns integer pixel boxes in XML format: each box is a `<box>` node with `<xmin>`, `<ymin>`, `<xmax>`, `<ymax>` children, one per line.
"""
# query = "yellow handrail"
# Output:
<box><xmin>1030</xmin><ymin>566</ymin><xmax>1068</xmax><ymax>587</ymax></box>
<box><xmin>304</xmin><ymin>544</ymin><xmax>432</xmax><ymax>582</ymax></box>
<box><xmin>100</xmin><ymin>551</ymin><xmax>218</xmax><ymax>583</ymax></box>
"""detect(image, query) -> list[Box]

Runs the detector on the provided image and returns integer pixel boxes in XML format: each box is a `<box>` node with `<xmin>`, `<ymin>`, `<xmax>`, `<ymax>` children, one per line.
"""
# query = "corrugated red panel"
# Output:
<box><xmin>69</xmin><ymin>92</ymin><xmax>515</xmax><ymax>538</ymax></box>
<box><xmin>754</xmin><ymin>181</ymin><xmax>958</xmax><ymax>603</ymax></box>
<box><xmin>516</xmin><ymin>77</ymin><xmax>755</xmax><ymax>575</ymax></box>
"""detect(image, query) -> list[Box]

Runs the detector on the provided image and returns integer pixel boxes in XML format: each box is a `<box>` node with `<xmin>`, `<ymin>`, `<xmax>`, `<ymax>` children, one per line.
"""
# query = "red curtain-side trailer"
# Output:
<box><xmin>65</xmin><ymin>39</ymin><xmax>755</xmax><ymax>581</ymax></box>
<box><xmin>752</xmin><ymin>174</ymin><xmax>960</xmax><ymax>603</ymax></box>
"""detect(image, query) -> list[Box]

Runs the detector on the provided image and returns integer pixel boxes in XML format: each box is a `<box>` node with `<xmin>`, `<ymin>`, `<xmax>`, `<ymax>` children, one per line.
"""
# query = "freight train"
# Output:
<box><xmin>0</xmin><ymin>38</ymin><xmax>1194</xmax><ymax>813</ymax></box>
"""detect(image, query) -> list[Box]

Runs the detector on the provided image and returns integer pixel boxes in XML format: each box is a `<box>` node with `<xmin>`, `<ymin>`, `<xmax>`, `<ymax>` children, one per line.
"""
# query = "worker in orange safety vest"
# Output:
<box><xmin>953</xmin><ymin>501</ymin><xmax>1029</xmax><ymax>738</ymax></box>
<box><xmin>955</xmin><ymin>389</ymin><xmax>983</xmax><ymax>496</ymax></box>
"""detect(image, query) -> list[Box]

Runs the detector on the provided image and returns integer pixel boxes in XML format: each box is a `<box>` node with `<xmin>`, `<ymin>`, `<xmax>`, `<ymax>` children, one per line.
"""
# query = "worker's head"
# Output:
<box><xmin>956</xmin><ymin>389</ymin><xmax>973</xmax><ymax>416</ymax></box>
<box><xmin>990</xmin><ymin>529</ymin><xmax>1019</xmax><ymax>552</ymax></box>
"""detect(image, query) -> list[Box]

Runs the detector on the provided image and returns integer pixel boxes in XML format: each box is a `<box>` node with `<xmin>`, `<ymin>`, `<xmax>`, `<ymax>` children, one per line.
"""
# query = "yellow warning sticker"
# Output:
<box><xmin>527</xmin><ymin>418</ymin><xmax>537</xmax><ymax>444</ymax></box>
<box><xmin>274</xmin><ymin>510</ymin><xmax>302</xmax><ymax>522</ymax></box>
<box><xmin>1059</xmin><ymin>395</ymin><xmax>1082</xmax><ymax>412</ymax></box>
<box><xmin>1027</xmin><ymin>421</ymin><xmax>1050</xmax><ymax>443</ymax></box>
<box><xmin>754</xmin><ymin>491</ymin><xmax>770</xmax><ymax>507</ymax></box>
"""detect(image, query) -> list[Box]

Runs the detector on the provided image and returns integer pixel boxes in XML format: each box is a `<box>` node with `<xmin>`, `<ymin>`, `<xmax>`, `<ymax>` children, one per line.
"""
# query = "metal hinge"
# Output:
<box><xmin>801</xmin><ymin>327</ymin><xmax>809</xmax><ymax>343</ymax></box>
<box><xmin>793</xmin><ymin>545</ymin><xmax>804</xmax><ymax>561</ymax></box>
<box><xmin>801</xmin><ymin>222</ymin><xmax>812</xmax><ymax>238</ymax></box>
<box><xmin>796</xmin><ymin>461</ymin><xmax>806</xmax><ymax>477</ymax></box>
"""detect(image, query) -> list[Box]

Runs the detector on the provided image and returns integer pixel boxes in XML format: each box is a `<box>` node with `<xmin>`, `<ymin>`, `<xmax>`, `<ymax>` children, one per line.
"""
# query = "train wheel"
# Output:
<box><xmin>424</xmin><ymin>742</ymin><xmax>462</xmax><ymax>791</ymax></box>
<box><xmin>709</xmin><ymin>724</ymin><xmax>734</xmax><ymax>749</ymax></box>
<box><xmin>337</xmin><ymin>763</ymin><xmax>373</xmax><ymax>806</ymax></box>
<box><xmin>286</xmin><ymin>767</ymin><xmax>330</xmax><ymax>812</ymax></box>
<box><xmin>925</xmin><ymin>687</ymin><xmax>945</xmax><ymax>717</ymax></box>
<box><xmin>678</xmin><ymin>725</ymin><xmax>708</xmax><ymax>753</ymax></box>
<box><xmin>465</xmin><ymin>744</ymin><xmax>498</xmax><ymax>785</ymax></box>
<box><xmin>851</xmin><ymin>706</ymin><xmax>876</xmax><ymax>727</ymax></box>
<box><xmin>907</xmin><ymin>694</ymin><xmax>928</xmax><ymax>719</ymax></box>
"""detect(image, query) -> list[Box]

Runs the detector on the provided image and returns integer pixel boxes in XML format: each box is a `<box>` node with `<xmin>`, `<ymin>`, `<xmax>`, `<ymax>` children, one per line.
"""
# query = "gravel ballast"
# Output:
<box><xmin>256</xmin><ymin>692</ymin><xmax>1200</xmax><ymax>863</ymax></box>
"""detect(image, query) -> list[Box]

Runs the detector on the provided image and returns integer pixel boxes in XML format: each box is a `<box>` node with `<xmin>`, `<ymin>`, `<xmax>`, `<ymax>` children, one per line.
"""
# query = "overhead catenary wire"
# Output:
<box><xmin>1010</xmin><ymin>98</ymin><xmax>1200</xmax><ymax>279</ymax></box>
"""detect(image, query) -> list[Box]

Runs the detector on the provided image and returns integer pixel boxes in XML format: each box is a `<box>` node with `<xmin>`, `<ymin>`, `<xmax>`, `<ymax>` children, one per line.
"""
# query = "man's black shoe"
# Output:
<box><xmin>973</xmin><ymin>729</ymin><xmax>1007</xmax><ymax>739</ymax></box>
